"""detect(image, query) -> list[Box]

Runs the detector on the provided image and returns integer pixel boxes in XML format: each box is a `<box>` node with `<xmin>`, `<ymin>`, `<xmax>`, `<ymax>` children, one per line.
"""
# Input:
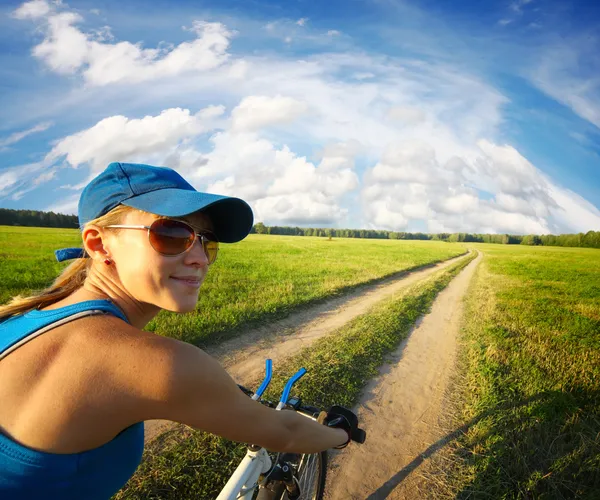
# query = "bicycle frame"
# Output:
<box><xmin>216</xmin><ymin>360</ymin><xmax>310</xmax><ymax>500</ymax></box>
<box><xmin>216</xmin><ymin>446</ymin><xmax>272</xmax><ymax>500</ymax></box>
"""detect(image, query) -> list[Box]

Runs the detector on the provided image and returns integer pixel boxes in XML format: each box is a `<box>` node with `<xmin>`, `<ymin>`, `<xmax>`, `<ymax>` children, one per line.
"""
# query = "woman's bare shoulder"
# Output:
<box><xmin>78</xmin><ymin>314</ymin><xmax>195</xmax><ymax>416</ymax></box>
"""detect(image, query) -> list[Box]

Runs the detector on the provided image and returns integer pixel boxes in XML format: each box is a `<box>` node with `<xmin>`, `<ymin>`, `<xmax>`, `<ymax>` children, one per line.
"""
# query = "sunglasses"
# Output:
<box><xmin>106</xmin><ymin>219</ymin><xmax>219</xmax><ymax>265</ymax></box>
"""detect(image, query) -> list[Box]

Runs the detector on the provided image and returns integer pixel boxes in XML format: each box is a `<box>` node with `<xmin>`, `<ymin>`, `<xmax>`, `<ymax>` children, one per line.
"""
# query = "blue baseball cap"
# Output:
<box><xmin>55</xmin><ymin>162</ymin><xmax>253</xmax><ymax>262</ymax></box>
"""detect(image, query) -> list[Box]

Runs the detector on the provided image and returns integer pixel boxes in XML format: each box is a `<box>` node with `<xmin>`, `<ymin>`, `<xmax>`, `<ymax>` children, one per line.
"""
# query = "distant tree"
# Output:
<box><xmin>254</xmin><ymin>222</ymin><xmax>267</xmax><ymax>234</ymax></box>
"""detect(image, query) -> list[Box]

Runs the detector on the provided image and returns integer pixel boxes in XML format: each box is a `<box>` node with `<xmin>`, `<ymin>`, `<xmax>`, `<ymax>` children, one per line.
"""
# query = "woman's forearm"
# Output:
<box><xmin>278</xmin><ymin>410</ymin><xmax>348</xmax><ymax>453</ymax></box>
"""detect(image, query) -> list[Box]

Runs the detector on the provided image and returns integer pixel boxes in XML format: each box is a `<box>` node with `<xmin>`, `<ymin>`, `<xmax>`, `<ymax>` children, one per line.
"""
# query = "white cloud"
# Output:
<box><xmin>296</xmin><ymin>18</ymin><xmax>308</xmax><ymax>26</ymax></box>
<box><xmin>46</xmin><ymin>106</ymin><xmax>225</xmax><ymax>175</ymax></box>
<box><xmin>353</xmin><ymin>72</ymin><xmax>374</xmax><ymax>80</ymax></box>
<box><xmin>327</xmin><ymin>30</ymin><xmax>341</xmax><ymax>36</ymax></box>
<box><xmin>15</xmin><ymin>2</ymin><xmax>233</xmax><ymax>86</ymax></box>
<box><xmin>547</xmin><ymin>184</ymin><xmax>600</xmax><ymax>232</ymax></box>
<box><xmin>38</xmin><ymin>101</ymin><xmax>357</xmax><ymax>225</ymax></box>
<box><xmin>6</xmin><ymin>169</ymin><xmax>57</xmax><ymax>201</ymax></box>
<box><xmin>359</xmin><ymin>138</ymin><xmax>583</xmax><ymax>234</ymax></box>
<box><xmin>231</xmin><ymin>95</ymin><xmax>308</xmax><ymax>131</ymax></box>
<box><xmin>0</xmin><ymin>122</ymin><xmax>52</xmax><ymax>149</ymax></box>
<box><xmin>0</xmin><ymin>171</ymin><xmax>21</xmax><ymax>197</ymax></box>
<box><xmin>529</xmin><ymin>41</ymin><xmax>600</xmax><ymax>129</ymax></box>
<box><xmin>255</xmin><ymin>193</ymin><xmax>348</xmax><ymax>225</ymax></box>
<box><xmin>0</xmin><ymin>162</ymin><xmax>48</xmax><ymax>199</ymax></box>
<box><xmin>386</xmin><ymin>106</ymin><xmax>426</xmax><ymax>125</ymax></box>
<box><xmin>12</xmin><ymin>0</ymin><xmax>50</xmax><ymax>19</ymax></box>
<box><xmin>33</xmin><ymin>169</ymin><xmax>56</xmax><ymax>186</ymax></box>
<box><xmin>203</xmin><ymin>127</ymin><xmax>358</xmax><ymax>224</ymax></box>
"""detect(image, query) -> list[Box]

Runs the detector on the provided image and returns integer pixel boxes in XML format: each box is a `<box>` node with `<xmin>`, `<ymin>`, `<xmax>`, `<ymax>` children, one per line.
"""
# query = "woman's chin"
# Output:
<box><xmin>161</xmin><ymin>296</ymin><xmax>199</xmax><ymax>314</ymax></box>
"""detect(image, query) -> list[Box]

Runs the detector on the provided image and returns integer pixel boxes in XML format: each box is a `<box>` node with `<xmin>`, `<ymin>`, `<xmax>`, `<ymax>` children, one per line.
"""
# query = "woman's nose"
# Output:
<box><xmin>185</xmin><ymin>236</ymin><xmax>209</xmax><ymax>266</ymax></box>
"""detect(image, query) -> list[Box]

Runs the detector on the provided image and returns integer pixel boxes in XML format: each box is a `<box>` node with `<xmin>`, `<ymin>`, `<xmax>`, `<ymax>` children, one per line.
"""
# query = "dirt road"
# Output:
<box><xmin>324</xmin><ymin>252</ymin><xmax>481</xmax><ymax>499</ymax></box>
<box><xmin>144</xmin><ymin>252</ymin><xmax>469</xmax><ymax>444</ymax></box>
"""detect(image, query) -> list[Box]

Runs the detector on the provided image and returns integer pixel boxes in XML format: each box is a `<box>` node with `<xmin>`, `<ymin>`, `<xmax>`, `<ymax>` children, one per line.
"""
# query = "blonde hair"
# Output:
<box><xmin>0</xmin><ymin>204</ymin><xmax>144</xmax><ymax>321</ymax></box>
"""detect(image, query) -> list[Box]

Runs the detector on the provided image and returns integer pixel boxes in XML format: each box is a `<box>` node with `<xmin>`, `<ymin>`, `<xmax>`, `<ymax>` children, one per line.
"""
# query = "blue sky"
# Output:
<box><xmin>0</xmin><ymin>0</ymin><xmax>599</xmax><ymax>234</ymax></box>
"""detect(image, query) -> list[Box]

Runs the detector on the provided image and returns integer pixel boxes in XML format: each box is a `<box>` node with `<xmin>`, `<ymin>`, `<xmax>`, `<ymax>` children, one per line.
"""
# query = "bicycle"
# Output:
<box><xmin>216</xmin><ymin>360</ymin><xmax>366</xmax><ymax>500</ymax></box>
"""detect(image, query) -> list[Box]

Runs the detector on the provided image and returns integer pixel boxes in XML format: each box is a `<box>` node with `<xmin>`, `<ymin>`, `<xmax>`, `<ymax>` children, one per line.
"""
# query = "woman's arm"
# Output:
<box><xmin>122</xmin><ymin>334</ymin><xmax>348</xmax><ymax>453</ymax></box>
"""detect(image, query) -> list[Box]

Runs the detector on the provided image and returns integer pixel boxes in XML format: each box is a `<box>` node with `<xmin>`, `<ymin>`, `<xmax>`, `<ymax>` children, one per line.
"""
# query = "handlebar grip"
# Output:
<box><xmin>353</xmin><ymin>428</ymin><xmax>367</xmax><ymax>444</ymax></box>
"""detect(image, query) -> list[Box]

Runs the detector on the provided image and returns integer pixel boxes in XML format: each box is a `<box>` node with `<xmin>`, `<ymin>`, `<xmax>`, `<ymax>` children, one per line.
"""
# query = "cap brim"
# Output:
<box><xmin>121</xmin><ymin>188</ymin><xmax>253</xmax><ymax>243</ymax></box>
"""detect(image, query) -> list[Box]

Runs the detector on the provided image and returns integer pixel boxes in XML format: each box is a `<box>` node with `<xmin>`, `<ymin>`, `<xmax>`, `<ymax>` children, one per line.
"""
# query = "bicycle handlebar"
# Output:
<box><xmin>237</xmin><ymin>359</ymin><xmax>367</xmax><ymax>445</ymax></box>
<box><xmin>237</xmin><ymin>383</ymin><xmax>320</xmax><ymax>418</ymax></box>
<box><xmin>251</xmin><ymin>359</ymin><xmax>272</xmax><ymax>401</ymax></box>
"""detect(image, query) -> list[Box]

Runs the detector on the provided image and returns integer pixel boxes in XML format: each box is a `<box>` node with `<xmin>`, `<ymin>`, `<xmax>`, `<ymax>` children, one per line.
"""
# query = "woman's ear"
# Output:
<box><xmin>82</xmin><ymin>225</ymin><xmax>111</xmax><ymax>260</ymax></box>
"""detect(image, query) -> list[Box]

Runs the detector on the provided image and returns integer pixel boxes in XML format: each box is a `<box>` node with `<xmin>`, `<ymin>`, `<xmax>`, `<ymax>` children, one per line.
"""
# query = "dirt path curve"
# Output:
<box><xmin>325</xmin><ymin>252</ymin><xmax>481</xmax><ymax>500</ymax></box>
<box><xmin>144</xmin><ymin>251</ymin><xmax>470</xmax><ymax>444</ymax></box>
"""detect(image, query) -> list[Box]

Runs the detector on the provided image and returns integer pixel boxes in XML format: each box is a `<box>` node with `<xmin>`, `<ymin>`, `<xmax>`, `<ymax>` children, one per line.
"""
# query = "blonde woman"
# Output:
<box><xmin>0</xmin><ymin>162</ymin><xmax>359</xmax><ymax>499</ymax></box>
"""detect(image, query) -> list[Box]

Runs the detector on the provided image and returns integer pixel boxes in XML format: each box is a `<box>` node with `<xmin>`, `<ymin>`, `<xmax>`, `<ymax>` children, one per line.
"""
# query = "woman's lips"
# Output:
<box><xmin>171</xmin><ymin>277</ymin><xmax>201</xmax><ymax>287</ymax></box>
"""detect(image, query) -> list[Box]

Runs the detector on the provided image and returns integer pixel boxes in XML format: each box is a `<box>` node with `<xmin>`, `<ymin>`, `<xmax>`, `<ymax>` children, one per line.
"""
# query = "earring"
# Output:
<box><xmin>104</xmin><ymin>258</ymin><xmax>112</xmax><ymax>265</ymax></box>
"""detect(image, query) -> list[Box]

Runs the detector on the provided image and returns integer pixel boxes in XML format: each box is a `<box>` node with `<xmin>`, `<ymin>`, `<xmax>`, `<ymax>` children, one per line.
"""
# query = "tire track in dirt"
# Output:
<box><xmin>144</xmin><ymin>252</ymin><xmax>471</xmax><ymax>444</ymax></box>
<box><xmin>324</xmin><ymin>252</ymin><xmax>482</xmax><ymax>500</ymax></box>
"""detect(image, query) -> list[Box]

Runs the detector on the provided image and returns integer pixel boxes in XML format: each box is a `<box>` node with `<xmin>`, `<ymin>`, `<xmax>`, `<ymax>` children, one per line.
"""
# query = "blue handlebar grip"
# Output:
<box><xmin>252</xmin><ymin>359</ymin><xmax>273</xmax><ymax>400</ymax></box>
<box><xmin>279</xmin><ymin>367</ymin><xmax>307</xmax><ymax>404</ymax></box>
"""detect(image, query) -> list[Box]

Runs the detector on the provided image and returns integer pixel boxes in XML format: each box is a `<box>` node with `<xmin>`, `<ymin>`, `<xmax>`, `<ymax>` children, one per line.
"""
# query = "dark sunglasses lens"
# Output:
<box><xmin>149</xmin><ymin>219</ymin><xmax>194</xmax><ymax>255</ymax></box>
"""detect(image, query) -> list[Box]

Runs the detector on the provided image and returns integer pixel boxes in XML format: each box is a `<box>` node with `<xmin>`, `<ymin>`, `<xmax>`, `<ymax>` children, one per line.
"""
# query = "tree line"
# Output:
<box><xmin>0</xmin><ymin>208</ymin><xmax>598</xmax><ymax>249</ymax></box>
<box><xmin>251</xmin><ymin>222</ymin><xmax>600</xmax><ymax>249</ymax></box>
<box><xmin>0</xmin><ymin>208</ymin><xmax>78</xmax><ymax>228</ymax></box>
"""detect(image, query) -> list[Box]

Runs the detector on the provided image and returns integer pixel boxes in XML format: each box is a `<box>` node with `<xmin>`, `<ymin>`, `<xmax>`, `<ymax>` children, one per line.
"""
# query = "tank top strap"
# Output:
<box><xmin>0</xmin><ymin>300</ymin><xmax>129</xmax><ymax>362</ymax></box>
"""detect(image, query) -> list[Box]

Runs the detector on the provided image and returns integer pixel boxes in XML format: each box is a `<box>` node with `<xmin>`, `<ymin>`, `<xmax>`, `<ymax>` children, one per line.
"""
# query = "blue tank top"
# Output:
<box><xmin>0</xmin><ymin>300</ymin><xmax>145</xmax><ymax>499</ymax></box>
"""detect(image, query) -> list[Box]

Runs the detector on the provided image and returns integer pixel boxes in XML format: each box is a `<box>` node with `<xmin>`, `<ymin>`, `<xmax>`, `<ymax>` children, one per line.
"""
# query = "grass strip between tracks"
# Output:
<box><xmin>113</xmin><ymin>251</ymin><xmax>477</xmax><ymax>500</ymax></box>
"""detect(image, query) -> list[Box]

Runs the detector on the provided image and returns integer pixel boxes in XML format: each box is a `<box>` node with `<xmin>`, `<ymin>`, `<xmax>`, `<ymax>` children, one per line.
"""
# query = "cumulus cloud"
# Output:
<box><xmin>46</xmin><ymin>106</ymin><xmax>225</xmax><ymax>176</ymax></box>
<box><xmin>203</xmin><ymin>126</ymin><xmax>358</xmax><ymax>225</ymax></box>
<box><xmin>14</xmin><ymin>1</ymin><xmax>233</xmax><ymax>86</ymax></box>
<box><xmin>361</xmin><ymin>137</ymin><xmax>600</xmax><ymax>234</ymax></box>
<box><xmin>39</xmin><ymin>101</ymin><xmax>358</xmax><ymax>225</ymax></box>
<box><xmin>12</xmin><ymin>0</ymin><xmax>49</xmax><ymax>19</ymax></box>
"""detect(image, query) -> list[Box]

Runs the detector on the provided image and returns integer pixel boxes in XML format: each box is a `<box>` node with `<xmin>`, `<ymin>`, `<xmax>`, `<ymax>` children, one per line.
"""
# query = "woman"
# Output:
<box><xmin>0</xmin><ymin>162</ymin><xmax>357</xmax><ymax>499</ymax></box>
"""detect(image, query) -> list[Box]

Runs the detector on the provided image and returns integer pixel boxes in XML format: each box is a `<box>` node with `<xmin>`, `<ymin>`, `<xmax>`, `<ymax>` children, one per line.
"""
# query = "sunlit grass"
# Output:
<box><xmin>438</xmin><ymin>244</ymin><xmax>600</xmax><ymax>498</ymax></box>
<box><xmin>0</xmin><ymin>226</ymin><xmax>466</xmax><ymax>345</ymax></box>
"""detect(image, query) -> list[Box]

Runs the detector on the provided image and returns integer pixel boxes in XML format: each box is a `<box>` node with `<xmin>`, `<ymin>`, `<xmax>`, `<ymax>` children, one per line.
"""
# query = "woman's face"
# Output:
<box><xmin>105</xmin><ymin>210</ymin><xmax>213</xmax><ymax>314</ymax></box>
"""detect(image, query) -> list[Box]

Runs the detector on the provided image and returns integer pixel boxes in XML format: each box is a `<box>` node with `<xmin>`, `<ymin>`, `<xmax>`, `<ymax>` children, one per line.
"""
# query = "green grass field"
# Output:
<box><xmin>2</xmin><ymin>225</ymin><xmax>598</xmax><ymax>497</ymax></box>
<box><xmin>0</xmin><ymin>226</ymin><xmax>465</xmax><ymax>345</ymax></box>
<box><xmin>435</xmin><ymin>244</ymin><xmax>600</xmax><ymax>498</ymax></box>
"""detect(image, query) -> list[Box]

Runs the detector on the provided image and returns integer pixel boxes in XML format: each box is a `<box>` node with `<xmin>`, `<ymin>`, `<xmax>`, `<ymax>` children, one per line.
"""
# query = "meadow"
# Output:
<box><xmin>2</xmin><ymin>225</ymin><xmax>598</xmax><ymax>498</ymax></box>
<box><xmin>0</xmin><ymin>225</ymin><xmax>465</xmax><ymax>345</ymax></box>
<box><xmin>430</xmin><ymin>244</ymin><xmax>600</xmax><ymax>498</ymax></box>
